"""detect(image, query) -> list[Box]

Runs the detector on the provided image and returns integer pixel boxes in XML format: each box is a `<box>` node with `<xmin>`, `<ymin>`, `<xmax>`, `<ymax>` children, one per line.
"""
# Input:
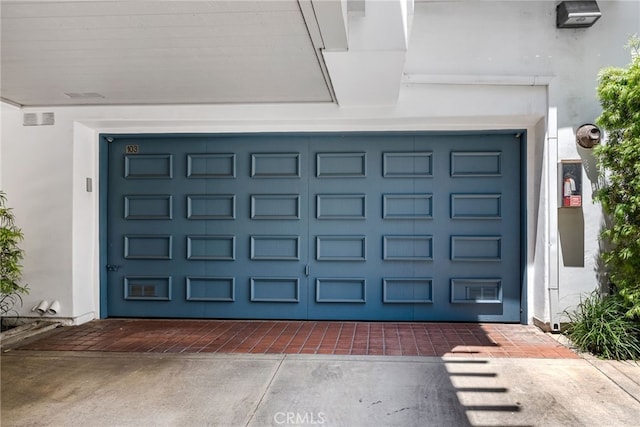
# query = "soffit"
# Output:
<box><xmin>0</xmin><ymin>1</ymin><xmax>334</xmax><ymax>106</ymax></box>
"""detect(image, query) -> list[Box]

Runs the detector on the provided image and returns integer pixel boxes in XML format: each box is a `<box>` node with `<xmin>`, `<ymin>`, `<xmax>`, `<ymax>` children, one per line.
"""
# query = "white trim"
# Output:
<box><xmin>402</xmin><ymin>74</ymin><xmax>554</xmax><ymax>87</ymax></box>
<box><xmin>547</xmin><ymin>106</ymin><xmax>560</xmax><ymax>331</ymax></box>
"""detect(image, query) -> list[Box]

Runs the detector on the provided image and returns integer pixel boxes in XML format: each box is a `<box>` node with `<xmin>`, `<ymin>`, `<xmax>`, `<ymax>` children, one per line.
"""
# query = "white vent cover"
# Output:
<box><xmin>23</xmin><ymin>113</ymin><xmax>38</xmax><ymax>126</ymax></box>
<box><xmin>41</xmin><ymin>112</ymin><xmax>55</xmax><ymax>125</ymax></box>
<box><xmin>23</xmin><ymin>112</ymin><xmax>55</xmax><ymax>126</ymax></box>
<box><xmin>64</xmin><ymin>92</ymin><xmax>105</xmax><ymax>99</ymax></box>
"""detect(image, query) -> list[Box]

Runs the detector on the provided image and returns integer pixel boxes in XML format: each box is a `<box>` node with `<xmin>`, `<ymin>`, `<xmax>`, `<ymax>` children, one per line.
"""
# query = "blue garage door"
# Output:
<box><xmin>105</xmin><ymin>133</ymin><xmax>522</xmax><ymax>322</ymax></box>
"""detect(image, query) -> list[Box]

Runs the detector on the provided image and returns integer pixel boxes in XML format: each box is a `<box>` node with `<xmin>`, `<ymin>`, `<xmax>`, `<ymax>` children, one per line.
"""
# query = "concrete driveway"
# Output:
<box><xmin>2</xmin><ymin>350</ymin><xmax>639</xmax><ymax>427</ymax></box>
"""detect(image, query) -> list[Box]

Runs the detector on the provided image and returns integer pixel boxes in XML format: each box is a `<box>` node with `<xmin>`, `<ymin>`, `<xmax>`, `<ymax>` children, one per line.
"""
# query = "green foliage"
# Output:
<box><xmin>593</xmin><ymin>35</ymin><xmax>640</xmax><ymax>318</ymax></box>
<box><xmin>0</xmin><ymin>190</ymin><xmax>28</xmax><ymax>317</ymax></box>
<box><xmin>564</xmin><ymin>292</ymin><xmax>640</xmax><ymax>360</ymax></box>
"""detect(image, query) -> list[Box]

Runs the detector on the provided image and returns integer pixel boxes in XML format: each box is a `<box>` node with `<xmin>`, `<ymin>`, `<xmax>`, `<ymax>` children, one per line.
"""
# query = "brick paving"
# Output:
<box><xmin>15</xmin><ymin>319</ymin><xmax>578</xmax><ymax>358</ymax></box>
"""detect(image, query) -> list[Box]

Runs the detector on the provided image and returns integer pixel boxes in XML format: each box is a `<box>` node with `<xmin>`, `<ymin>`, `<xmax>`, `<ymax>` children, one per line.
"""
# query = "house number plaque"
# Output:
<box><xmin>125</xmin><ymin>144</ymin><xmax>139</xmax><ymax>154</ymax></box>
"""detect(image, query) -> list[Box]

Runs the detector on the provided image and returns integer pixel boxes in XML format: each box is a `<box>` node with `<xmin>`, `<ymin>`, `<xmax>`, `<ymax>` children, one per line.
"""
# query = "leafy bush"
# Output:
<box><xmin>0</xmin><ymin>190</ymin><xmax>28</xmax><ymax>318</ymax></box>
<box><xmin>566</xmin><ymin>37</ymin><xmax>640</xmax><ymax>359</ymax></box>
<box><xmin>564</xmin><ymin>292</ymin><xmax>640</xmax><ymax>360</ymax></box>
<box><xmin>593</xmin><ymin>36</ymin><xmax>640</xmax><ymax>318</ymax></box>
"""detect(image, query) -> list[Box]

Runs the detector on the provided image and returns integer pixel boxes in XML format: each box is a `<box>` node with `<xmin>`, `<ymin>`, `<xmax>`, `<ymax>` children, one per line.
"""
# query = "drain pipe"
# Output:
<box><xmin>33</xmin><ymin>300</ymin><xmax>49</xmax><ymax>315</ymax></box>
<box><xmin>47</xmin><ymin>300</ymin><xmax>61</xmax><ymax>315</ymax></box>
<box><xmin>31</xmin><ymin>300</ymin><xmax>61</xmax><ymax>316</ymax></box>
<box><xmin>547</xmin><ymin>107</ymin><xmax>561</xmax><ymax>332</ymax></box>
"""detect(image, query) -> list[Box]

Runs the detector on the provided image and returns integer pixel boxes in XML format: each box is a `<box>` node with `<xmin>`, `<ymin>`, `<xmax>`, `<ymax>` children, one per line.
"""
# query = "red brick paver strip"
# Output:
<box><xmin>15</xmin><ymin>319</ymin><xmax>579</xmax><ymax>359</ymax></box>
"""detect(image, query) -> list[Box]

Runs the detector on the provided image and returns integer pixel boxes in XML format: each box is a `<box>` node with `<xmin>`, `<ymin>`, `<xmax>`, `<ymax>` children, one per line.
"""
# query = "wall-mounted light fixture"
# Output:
<box><xmin>576</xmin><ymin>124</ymin><xmax>601</xmax><ymax>148</ymax></box>
<box><xmin>556</xmin><ymin>1</ymin><xmax>601</xmax><ymax>28</ymax></box>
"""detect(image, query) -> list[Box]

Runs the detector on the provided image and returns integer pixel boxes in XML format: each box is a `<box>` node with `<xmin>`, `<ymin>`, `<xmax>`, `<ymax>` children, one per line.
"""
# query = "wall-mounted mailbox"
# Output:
<box><xmin>561</xmin><ymin>160</ymin><xmax>583</xmax><ymax>207</ymax></box>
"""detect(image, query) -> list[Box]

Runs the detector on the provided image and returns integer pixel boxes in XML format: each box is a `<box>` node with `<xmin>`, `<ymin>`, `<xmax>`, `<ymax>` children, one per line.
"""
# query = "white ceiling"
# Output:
<box><xmin>0</xmin><ymin>0</ymin><xmax>335</xmax><ymax>107</ymax></box>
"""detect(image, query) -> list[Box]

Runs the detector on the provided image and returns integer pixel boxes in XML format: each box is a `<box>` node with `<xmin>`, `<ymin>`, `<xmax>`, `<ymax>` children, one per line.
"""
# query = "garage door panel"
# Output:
<box><xmin>124</xmin><ymin>195</ymin><xmax>174</xmax><ymax>220</ymax></box>
<box><xmin>187</xmin><ymin>153</ymin><xmax>236</xmax><ymax>179</ymax></box>
<box><xmin>316</xmin><ymin>194</ymin><xmax>367</xmax><ymax>220</ymax></box>
<box><xmin>124</xmin><ymin>154</ymin><xmax>173</xmax><ymax>179</ymax></box>
<box><xmin>450</xmin><ymin>235</ymin><xmax>502</xmax><ymax>262</ymax></box>
<box><xmin>250</xmin><ymin>194</ymin><xmax>301</xmax><ymax>220</ymax></box>
<box><xmin>383</xmin><ymin>151</ymin><xmax>433</xmax><ymax>178</ymax></box>
<box><xmin>315</xmin><ymin>278</ymin><xmax>366</xmax><ymax>303</ymax></box>
<box><xmin>450</xmin><ymin>193</ymin><xmax>502</xmax><ymax>219</ymax></box>
<box><xmin>250</xmin><ymin>277</ymin><xmax>300</xmax><ymax>303</ymax></box>
<box><xmin>316</xmin><ymin>152</ymin><xmax>367</xmax><ymax>178</ymax></box>
<box><xmin>450</xmin><ymin>151</ymin><xmax>502</xmax><ymax>177</ymax></box>
<box><xmin>107</xmin><ymin>133</ymin><xmax>521</xmax><ymax>321</ymax></box>
<box><xmin>186</xmin><ymin>277</ymin><xmax>235</xmax><ymax>302</ymax></box>
<box><xmin>187</xmin><ymin>194</ymin><xmax>236</xmax><ymax>220</ymax></box>
<box><xmin>383</xmin><ymin>235</ymin><xmax>434</xmax><ymax>261</ymax></box>
<box><xmin>316</xmin><ymin>235</ymin><xmax>367</xmax><ymax>261</ymax></box>
<box><xmin>250</xmin><ymin>235</ymin><xmax>301</xmax><ymax>261</ymax></box>
<box><xmin>250</xmin><ymin>152</ymin><xmax>301</xmax><ymax>178</ymax></box>
<box><xmin>383</xmin><ymin>194</ymin><xmax>433</xmax><ymax>219</ymax></box>
<box><xmin>383</xmin><ymin>278</ymin><xmax>433</xmax><ymax>304</ymax></box>
<box><xmin>186</xmin><ymin>235</ymin><xmax>235</xmax><ymax>260</ymax></box>
<box><xmin>123</xmin><ymin>234</ymin><xmax>173</xmax><ymax>260</ymax></box>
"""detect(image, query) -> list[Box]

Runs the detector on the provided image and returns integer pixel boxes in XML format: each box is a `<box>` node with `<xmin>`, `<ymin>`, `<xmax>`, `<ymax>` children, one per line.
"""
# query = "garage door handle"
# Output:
<box><xmin>305</xmin><ymin>265</ymin><xmax>310</xmax><ymax>277</ymax></box>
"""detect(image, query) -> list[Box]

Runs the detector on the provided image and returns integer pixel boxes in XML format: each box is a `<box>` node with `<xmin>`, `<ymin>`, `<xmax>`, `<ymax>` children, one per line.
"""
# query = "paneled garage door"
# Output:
<box><xmin>105</xmin><ymin>133</ymin><xmax>522</xmax><ymax>321</ymax></box>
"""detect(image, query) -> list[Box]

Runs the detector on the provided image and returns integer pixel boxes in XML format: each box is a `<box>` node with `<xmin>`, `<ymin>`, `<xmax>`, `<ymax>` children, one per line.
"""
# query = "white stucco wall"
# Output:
<box><xmin>1</xmin><ymin>1</ymin><xmax>638</xmax><ymax>325</ymax></box>
<box><xmin>1</xmin><ymin>105</ymin><xmax>75</xmax><ymax>320</ymax></box>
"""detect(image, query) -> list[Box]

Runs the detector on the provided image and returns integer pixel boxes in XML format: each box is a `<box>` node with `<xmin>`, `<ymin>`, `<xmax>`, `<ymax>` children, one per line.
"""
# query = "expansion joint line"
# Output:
<box><xmin>245</xmin><ymin>355</ymin><xmax>287</xmax><ymax>426</ymax></box>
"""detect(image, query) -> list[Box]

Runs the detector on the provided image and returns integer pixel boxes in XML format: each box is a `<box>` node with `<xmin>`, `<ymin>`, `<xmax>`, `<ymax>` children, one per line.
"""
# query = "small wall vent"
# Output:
<box><xmin>23</xmin><ymin>113</ymin><xmax>38</xmax><ymax>126</ymax></box>
<box><xmin>64</xmin><ymin>92</ymin><xmax>105</xmax><ymax>99</ymax></box>
<box><xmin>41</xmin><ymin>112</ymin><xmax>55</xmax><ymax>126</ymax></box>
<box><xmin>23</xmin><ymin>112</ymin><xmax>55</xmax><ymax>126</ymax></box>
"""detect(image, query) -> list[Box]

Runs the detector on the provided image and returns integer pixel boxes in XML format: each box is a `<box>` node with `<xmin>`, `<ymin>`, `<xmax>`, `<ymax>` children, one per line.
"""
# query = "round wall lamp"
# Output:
<box><xmin>576</xmin><ymin>124</ymin><xmax>601</xmax><ymax>149</ymax></box>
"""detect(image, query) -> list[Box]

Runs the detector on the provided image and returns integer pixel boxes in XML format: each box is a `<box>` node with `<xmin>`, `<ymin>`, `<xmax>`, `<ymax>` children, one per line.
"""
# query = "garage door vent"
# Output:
<box><xmin>451</xmin><ymin>279</ymin><xmax>502</xmax><ymax>304</ymax></box>
<box><xmin>130</xmin><ymin>285</ymin><xmax>157</xmax><ymax>298</ymax></box>
<box><xmin>467</xmin><ymin>286</ymin><xmax>498</xmax><ymax>301</ymax></box>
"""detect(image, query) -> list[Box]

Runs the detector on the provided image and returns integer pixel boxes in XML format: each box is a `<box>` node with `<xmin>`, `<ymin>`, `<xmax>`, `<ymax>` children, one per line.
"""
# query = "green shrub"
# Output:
<box><xmin>0</xmin><ymin>190</ymin><xmax>28</xmax><ymax>318</ymax></box>
<box><xmin>564</xmin><ymin>292</ymin><xmax>640</xmax><ymax>360</ymax></box>
<box><xmin>593</xmin><ymin>36</ymin><xmax>640</xmax><ymax>317</ymax></box>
